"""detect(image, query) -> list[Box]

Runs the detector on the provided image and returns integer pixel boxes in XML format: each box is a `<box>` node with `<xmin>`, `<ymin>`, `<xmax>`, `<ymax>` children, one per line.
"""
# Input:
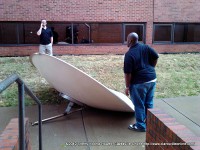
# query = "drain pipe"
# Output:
<box><xmin>85</xmin><ymin>23</ymin><xmax>91</xmax><ymax>43</ymax></box>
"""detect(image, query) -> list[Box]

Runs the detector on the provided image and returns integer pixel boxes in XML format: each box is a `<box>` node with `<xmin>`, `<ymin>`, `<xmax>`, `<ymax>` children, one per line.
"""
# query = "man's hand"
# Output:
<box><xmin>37</xmin><ymin>23</ymin><xmax>43</xmax><ymax>36</ymax></box>
<box><xmin>124</xmin><ymin>73</ymin><xmax>131</xmax><ymax>96</ymax></box>
<box><xmin>125</xmin><ymin>87</ymin><xmax>129</xmax><ymax>96</ymax></box>
<box><xmin>40</xmin><ymin>23</ymin><xmax>43</xmax><ymax>29</ymax></box>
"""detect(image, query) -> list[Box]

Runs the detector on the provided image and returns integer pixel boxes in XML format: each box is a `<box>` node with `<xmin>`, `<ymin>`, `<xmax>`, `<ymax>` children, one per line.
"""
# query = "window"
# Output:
<box><xmin>153</xmin><ymin>24</ymin><xmax>172</xmax><ymax>43</ymax></box>
<box><xmin>0</xmin><ymin>22</ymin><xmax>23</xmax><ymax>44</ymax></box>
<box><xmin>0</xmin><ymin>22</ymin><xmax>146</xmax><ymax>45</ymax></box>
<box><xmin>49</xmin><ymin>23</ymin><xmax>122</xmax><ymax>44</ymax></box>
<box><xmin>153</xmin><ymin>23</ymin><xmax>200</xmax><ymax>44</ymax></box>
<box><xmin>48</xmin><ymin>23</ymin><xmax>74</xmax><ymax>44</ymax></box>
<box><xmin>123</xmin><ymin>24</ymin><xmax>145</xmax><ymax>43</ymax></box>
<box><xmin>90</xmin><ymin>23</ymin><xmax>122</xmax><ymax>43</ymax></box>
<box><xmin>24</xmin><ymin>23</ymin><xmax>40</xmax><ymax>44</ymax></box>
<box><xmin>174</xmin><ymin>24</ymin><xmax>200</xmax><ymax>43</ymax></box>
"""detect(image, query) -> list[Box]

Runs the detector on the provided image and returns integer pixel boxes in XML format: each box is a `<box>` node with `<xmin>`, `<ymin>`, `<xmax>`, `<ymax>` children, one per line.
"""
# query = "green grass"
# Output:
<box><xmin>155</xmin><ymin>54</ymin><xmax>200</xmax><ymax>97</ymax></box>
<box><xmin>0</xmin><ymin>53</ymin><xmax>200</xmax><ymax>107</ymax></box>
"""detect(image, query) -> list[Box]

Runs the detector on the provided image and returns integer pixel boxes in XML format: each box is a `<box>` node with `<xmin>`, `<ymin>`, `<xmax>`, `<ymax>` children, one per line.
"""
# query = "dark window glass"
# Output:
<box><xmin>154</xmin><ymin>25</ymin><xmax>172</xmax><ymax>42</ymax></box>
<box><xmin>0</xmin><ymin>22</ymin><xmax>146</xmax><ymax>45</ymax></box>
<box><xmin>51</xmin><ymin>23</ymin><xmax>122</xmax><ymax>44</ymax></box>
<box><xmin>18</xmin><ymin>23</ymin><xmax>24</xmax><ymax>44</ymax></box>
<box><xmin>174</xmin><ymin>24</ymin><xmax>200</xmax><ymax>42</ymax></box>
<box><xmin>90</xmin><ymin>23</ymin><xmax>122</xmax><ymax>43</ymax></box>
<box><xmin>50</xmin><ymin>23</ymin><xmax>121</xmax><ymax>44</ymax></box>
<box><xmin>48</xmin><ymin>23</ymin><xmax>71</xmax><ymax>44</ymax></box>
<box><xmin>0</xmin><ymin>23</ymin><xmax>18</xmax><ymax>44</ymax></box>
<box><xmin>124</xmin><ymin>24</ymin><xmax>144</xmax><ymax>42</ymax></box>
<box><xmin>24</xmin><ymin>23</ymin><xmax>40</xmax><ymax>44</ymax></box>
<box><xmin>68</xmin><ymin>23</ymin><xmax>90</xmax><ymax>44</ymax></box>
<box><xmin>0</xmin><ymin>22</ymin><xmax>123</xmax><ymax>44</ymax></box>
<box><xmin>48</xmin><ymin>23</ymin><xmax>90</xmax><ymax>44</ymax></box>
<box><xmin>79</xmin><ymin>23</ymin><xmax>91</xmax><ymax>44</ymax></box>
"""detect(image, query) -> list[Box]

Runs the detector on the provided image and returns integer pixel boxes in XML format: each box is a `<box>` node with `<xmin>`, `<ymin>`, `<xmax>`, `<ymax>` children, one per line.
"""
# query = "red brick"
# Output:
<box><xmin>0</xmin><ymin>1</ymin><xmax>200</xmax><ymax>56</ymax></box>
<box><xmin>0</xmin><ymin>0</ymin><xmax>153</xmax><ymax>22</ymax></box>
<box><xmin>0</xmin><ymin>118</ymin><xmax>31</xmax><ymax>150</ymax></box>
<box><xmin>147</xmin><ymin>108</ymin><xmax>199</xmax><ymax>150</ymax></box>
<box><xmin>0</xmin><ymin>43</ymin><xmax>200</xmax><ymax>56</ymax></box>
<box><xmin>154</xmin><ymin>0</ymin><xmax>200</xmax><ymax>22</ymax></box>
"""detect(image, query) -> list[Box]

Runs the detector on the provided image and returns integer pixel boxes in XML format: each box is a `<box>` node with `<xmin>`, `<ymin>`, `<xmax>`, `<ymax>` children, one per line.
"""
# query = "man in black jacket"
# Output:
<box><xmin>37</xmin><ymin>19</ymin><xmax>53</xmax><ymax>56</ymax></box>
<box><xmin>124</xmin><ymin>32</ymin><xmax>159</xmax><ymax>132</ymax></box>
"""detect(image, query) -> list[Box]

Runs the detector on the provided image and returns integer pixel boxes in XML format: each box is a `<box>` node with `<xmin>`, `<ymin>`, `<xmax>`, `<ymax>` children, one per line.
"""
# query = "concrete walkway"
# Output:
<box><xmin>154</xmin><ymin>95</ymin><xmax>200</xmax><ymax>137</ymax></box>
<box><xmin>0</xmin><ymin>102</ymin><xmax>145</xmax><ymax>150</ymax></box>
<box><xmin>0</xmin><ymin>95</ymin><xmax>199</xmax><ymax>150</ymax></box>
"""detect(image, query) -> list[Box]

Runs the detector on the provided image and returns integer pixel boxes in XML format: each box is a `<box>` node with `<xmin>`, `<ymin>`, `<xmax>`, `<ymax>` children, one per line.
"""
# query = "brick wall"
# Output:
<box><xmin>0</xmin><ymin>44</ymin><xmax>128</xmax><ymax>56</ymax></box>
<box><xmin>3</xmin><ymin>0</ymin><xmax>200</xmax><ymax>23</ymax></box>
<box><xmin>152</xmin><ymin>44</ymin><xmax>200</xmax><ymax>54</ymax></box>
<box><xmin>0</xmin><ymin>0</ymin><xmax>153</xmax><ymax>22</ymax></box>
<box><xmin>146</xmin><ymin>108</ymin><xmax>200</xmax><ymax>150</ymax></box>
<box><xmin>154</xmin><ymin>0</ymin><xmax>200</xmax><ymax>22</ymax></box>
<box><xmin>0</xmin><ymin>44</ymin><xmax>199</xmax><ymax>57</ymax></box>
<box><xmin>0</xmin><ymin>118</ymin><xmax>31</xmax><ymax>150</ymax></box>
<box><xmin>0</xmin><ymin>0</ymin><xmax>200</xmax><ymax>56</ymax></box>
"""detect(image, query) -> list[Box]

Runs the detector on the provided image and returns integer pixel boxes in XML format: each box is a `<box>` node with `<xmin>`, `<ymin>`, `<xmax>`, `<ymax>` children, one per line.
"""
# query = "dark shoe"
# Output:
<box><xmin>128</xmin><ymin>124</ymin><xmax>146</xmax><ymax>132</ymax></box>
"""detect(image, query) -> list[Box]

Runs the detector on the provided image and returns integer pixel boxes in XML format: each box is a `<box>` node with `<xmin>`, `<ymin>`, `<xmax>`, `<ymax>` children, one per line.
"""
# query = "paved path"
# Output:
<box><xmin>0</xmin><ymin>102</ymin><xmax>145</xmax><ymax>150</ymax></box>
<box><xmin>154</xmin><ymin>95</ymin><xmax>200</xmax><ymax>136</ymax></box>
<box><xmin>0</xmin><ymin>95</ymin><xmax>199</xmax><ymax>150</ymax></box>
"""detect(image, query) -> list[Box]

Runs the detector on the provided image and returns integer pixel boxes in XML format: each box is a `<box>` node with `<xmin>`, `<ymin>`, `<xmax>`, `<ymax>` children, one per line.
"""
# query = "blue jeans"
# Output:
<box><xmin>129</xmin><ymin>82</ymin><xmax>156</xmax><ymax>129</ymax></box>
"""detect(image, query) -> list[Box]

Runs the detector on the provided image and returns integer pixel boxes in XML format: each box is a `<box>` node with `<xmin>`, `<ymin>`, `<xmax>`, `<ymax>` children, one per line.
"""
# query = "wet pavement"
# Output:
<box><xmin>0</xmin><ymin>95</ymin><xmax>199</xmax><ymax>150</ymax></box>
<box><xmin>0</xmin><ymin>102</ymin><xmax>145</xmax><ymax>150</ymax></box>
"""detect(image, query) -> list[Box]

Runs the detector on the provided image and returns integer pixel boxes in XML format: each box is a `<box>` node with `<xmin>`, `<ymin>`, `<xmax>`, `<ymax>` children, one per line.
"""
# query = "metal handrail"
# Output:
<box><xmin>0</xmin><ymin>74</ymin><xmax>42</xmax><ymax>150</ymax></box>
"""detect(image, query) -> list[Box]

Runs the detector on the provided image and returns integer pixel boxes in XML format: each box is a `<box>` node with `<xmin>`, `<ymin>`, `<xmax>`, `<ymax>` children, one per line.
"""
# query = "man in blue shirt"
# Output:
<box><xmin>37</xmin><ymin>19</ymin><xmax>53</xmax><ymax>56</ymax></box>
<box><xmin>124</xmin><ymin>32</ymin><xmax>159</xmax><ymax>132</ymax></box>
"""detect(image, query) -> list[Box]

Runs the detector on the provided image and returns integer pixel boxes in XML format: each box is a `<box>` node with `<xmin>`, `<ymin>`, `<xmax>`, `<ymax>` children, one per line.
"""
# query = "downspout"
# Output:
<box><xmin>85</xmin><ymin>23</ymin><xmax>91</xmax><ymax>43</ymax></box>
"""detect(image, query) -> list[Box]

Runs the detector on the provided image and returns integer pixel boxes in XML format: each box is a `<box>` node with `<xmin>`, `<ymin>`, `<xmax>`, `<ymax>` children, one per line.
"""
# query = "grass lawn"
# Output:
<box><xmin>0</xmin><ymin>53</ymin><xmax>200</xmax><ymax>107</ymax></box>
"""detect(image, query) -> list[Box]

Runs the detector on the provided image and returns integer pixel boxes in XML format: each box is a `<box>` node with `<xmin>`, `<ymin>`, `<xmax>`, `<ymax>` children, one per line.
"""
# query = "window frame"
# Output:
<box><xmin>174</xmin><ymin>23</ymin><xmax>200</xmax><ymax>44</ymax></box>
<box><xmin>1</xmin><ymin>22</ymin><xmax>146</xmax><ymax>45</ymax></box>
<box><xmin>153</xmin><ymin>23</ymin><xmax>173</xmax><ymax>44</ymax></box>
<box><xmin>123</xmin><ymin>23</ymin><xmax>146</xmax><ymax>44</ymax></box>
<box><xmin>153</xmin><ymin>23</ymin><xmax>200</xmax><ymax>44</ymax></box>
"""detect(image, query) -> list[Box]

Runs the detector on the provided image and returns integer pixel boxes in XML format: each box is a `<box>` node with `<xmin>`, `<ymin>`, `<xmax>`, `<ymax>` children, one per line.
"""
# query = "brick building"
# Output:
<box><xmin>0</xmin><ymin>0</ymin><xmax>200</xmax><ymax>56</ymax></box>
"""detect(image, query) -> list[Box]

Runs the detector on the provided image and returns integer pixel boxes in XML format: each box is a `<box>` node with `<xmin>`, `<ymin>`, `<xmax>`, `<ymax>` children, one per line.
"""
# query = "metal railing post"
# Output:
<box><xmin>38</xmin><ymin>104</ymin><xmax>42</xmax><ymax>150</ymax></box>
<box><xmin>0</xmin><ymin>74</ymin><xmax>43</xmax><ymax>150</ymax></box>
<box><xmin>24</xmin><ymin>84</ymin><xmax>43</xmax><ymax>150</ymax></box>
<box><xmin>18</xmin><ymin>82</ymin><xmax>25</xmax><ymax>150</ymax></box>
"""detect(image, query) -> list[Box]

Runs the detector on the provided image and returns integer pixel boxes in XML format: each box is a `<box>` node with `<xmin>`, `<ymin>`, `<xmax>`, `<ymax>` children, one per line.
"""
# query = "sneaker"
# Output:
<box><xmin>128</xmin><ymin>124</ymin><xmax>146</xmax><ymax>132</ymax></box>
